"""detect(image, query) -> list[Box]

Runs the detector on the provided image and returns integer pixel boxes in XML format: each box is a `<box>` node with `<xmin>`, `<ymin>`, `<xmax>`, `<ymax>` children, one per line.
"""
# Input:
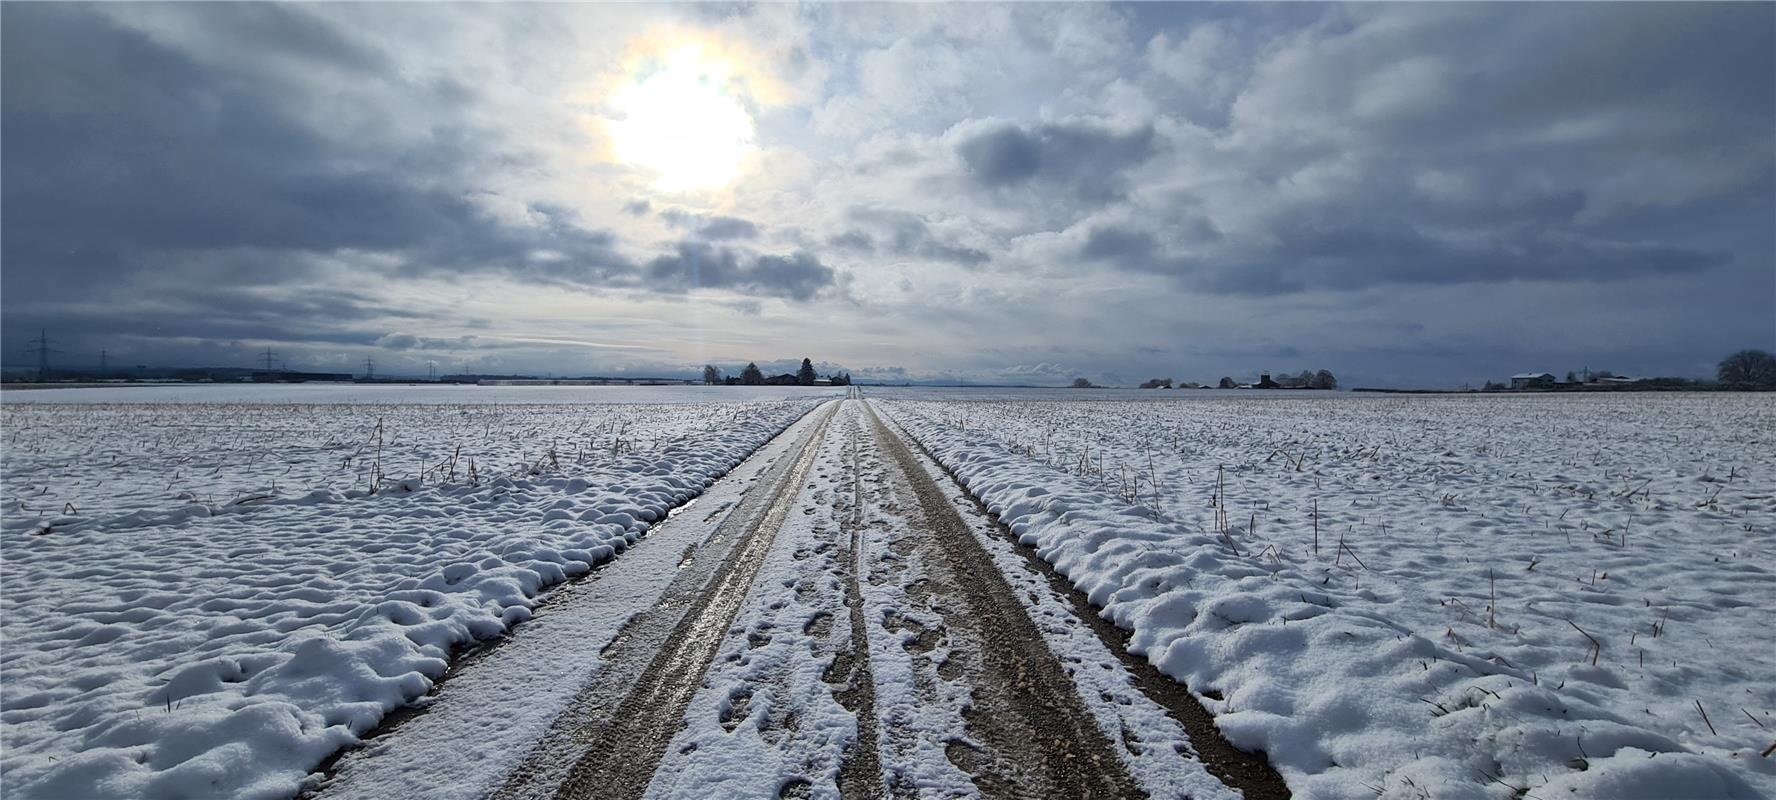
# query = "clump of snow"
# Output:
<box><xmin>1</xmin><ymin>393</ymin><xmax>827</xmax><ymax>799</ymax></box>
<box><xmin>876</xmin><ymin>391</ymin><xmax>1775</xmax><ymax>799</ymax></box>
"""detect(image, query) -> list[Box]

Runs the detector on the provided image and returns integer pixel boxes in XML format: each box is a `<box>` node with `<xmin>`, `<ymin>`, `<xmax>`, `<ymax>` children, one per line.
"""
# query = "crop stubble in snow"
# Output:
<box><xmin>0</xmin><ymin>389</ymin><xmax>830</xmax><ymax>800</ymax></box>
<box><xmin>875</xmin><ymin>390</ymin><xmax>1776</xmax><ymax>799</ymax></box>
<box><xmin>875</xmin><ymin>407</ymin><xmax>1290</xmax><ymax>800</ymax></box>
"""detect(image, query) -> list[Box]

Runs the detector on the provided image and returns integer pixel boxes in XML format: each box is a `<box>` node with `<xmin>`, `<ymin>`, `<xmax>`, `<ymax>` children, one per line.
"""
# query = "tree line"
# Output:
<box><xmin>702</xmin><ymin>359</ymin><xmax>851</xmax><ymax>387</ymax></box>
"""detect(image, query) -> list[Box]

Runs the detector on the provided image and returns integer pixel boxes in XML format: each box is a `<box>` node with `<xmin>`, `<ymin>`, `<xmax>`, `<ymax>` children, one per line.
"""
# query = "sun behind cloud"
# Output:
<box><xmin>607</xmin><ymin>41</ymin><xmax>757</xmax><ymax>193</ymax></box>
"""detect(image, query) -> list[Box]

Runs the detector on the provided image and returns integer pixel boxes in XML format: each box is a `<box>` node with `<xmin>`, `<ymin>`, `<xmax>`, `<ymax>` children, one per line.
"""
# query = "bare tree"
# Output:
<box><xmin>1070</xmin><ymin>377</ymin><xmax>1094</xmax><ymax>388</ymax></box>
<box><xmin>1311</xmin><ymin>369</ymin><xmax>1337</xmax><ymax>390</ymax></box>
<box><xmin>1218</xmin><ymin>376</ymin><xmax>1236</xmax><ymax>389</ymax></box>
<box><xmin>702</xmin><ymin>365</ymin><xmax>722</xmax><ymax>385</ymax></box>
<box><xmin>1718</xmin><ymin>349</ymin><xmax>1776</xmax><ymax>388</ymax></box>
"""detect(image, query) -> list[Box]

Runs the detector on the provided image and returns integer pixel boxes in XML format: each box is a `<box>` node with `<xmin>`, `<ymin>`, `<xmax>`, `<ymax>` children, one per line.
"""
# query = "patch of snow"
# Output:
<box><xmin>0</xmin><ymin>394</ymin><xmax>824</xmax><ymax>799</ymax></box>
<box><xmin>875</xmin><ymin>391</ymin><xmax>1776</xmax><ymax>799</ymax></box>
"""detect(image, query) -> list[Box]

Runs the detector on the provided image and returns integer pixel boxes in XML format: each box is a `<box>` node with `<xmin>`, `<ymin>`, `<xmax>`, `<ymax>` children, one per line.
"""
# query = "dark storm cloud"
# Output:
<box><xmin>953</xmin><ymin>120</ymin><xmax>1155</xmax><ymax>204</ymax></box>
<box><xmin>840</xmin><ymin>207</ymin><xmax>988</xmax><ymax>267</ymax></box>
<box><xmin>645</xmin><ymin>242</ymin><xmax>835</xmax><ymax>302</ymax></box>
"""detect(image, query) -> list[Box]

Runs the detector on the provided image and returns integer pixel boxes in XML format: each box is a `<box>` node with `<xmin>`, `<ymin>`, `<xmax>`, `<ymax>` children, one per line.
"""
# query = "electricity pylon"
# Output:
<box><xmin>23</xmin><ymin>329</ymin><xmax>60</xmax><ymax>382</ymax></box>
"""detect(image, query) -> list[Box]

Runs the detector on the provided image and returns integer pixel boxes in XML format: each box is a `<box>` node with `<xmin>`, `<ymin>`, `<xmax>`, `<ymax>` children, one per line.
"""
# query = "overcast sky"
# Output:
<box><xmin>3</xmin><ymin>2</ymin><xmax>1772</xmax><ymax>387</ymax></box>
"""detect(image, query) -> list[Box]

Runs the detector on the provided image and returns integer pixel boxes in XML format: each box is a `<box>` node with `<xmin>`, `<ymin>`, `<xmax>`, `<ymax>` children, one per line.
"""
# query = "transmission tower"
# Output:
<box><xmin>99</xmin><ymin>349</ymin><xmax>108</xmax><ymax>379</ymax></box>
<box><xmin>427</xmin><ymin>360</ymin><xmax>438</xmax><ymax>381</ymax></box>
<box><xmin>22</xmin><ymin>328</ymin><xmax>60</xmax><ymax>383</ymax></box>
<box><xmin>363</xmin><ymin>356</ymin><xmax>375</xmax><ymax>380</ymax></box>
<box><xmin>261</xmin><ymin>347</ymin><xmax>280</xmax><ymax>372</ymax></box>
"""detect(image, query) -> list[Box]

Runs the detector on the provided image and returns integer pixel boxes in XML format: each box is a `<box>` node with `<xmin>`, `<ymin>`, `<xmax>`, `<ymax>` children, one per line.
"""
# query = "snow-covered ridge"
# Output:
<box><xmin>1</xmin><ymin>396</ymin><xmax>828</xmax><ymax>800</ymax></box>
<box><xmin>874</xmin><ymin>393</ymin><xmax>1775</xmax><ymax>800</ymax></box>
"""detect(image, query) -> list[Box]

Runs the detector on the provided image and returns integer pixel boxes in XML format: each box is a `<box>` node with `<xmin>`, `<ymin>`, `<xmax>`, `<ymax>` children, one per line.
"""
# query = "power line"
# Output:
<box><xmin>22</xmin><ymin>328</ymin><xmax>60</xmax><ymax>383</ymax></box>
<box><xmin>363</xmin><ymin>356</ymin><xmax>375</xmax><ymax>380</ymax></box>
<box><xmin>427</xmin><ymin>360</ymin><xmax>438</xmax><ymax>381</ymax></box>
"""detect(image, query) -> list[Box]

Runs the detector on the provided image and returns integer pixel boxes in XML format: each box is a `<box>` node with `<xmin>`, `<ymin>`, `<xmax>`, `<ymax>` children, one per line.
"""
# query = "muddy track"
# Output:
<box><xmin>492</xmin><ymin>401</ymin><xmax>838</xmax><ymax>800</ymax></box>
<box><xmin>869</xmin><ymin>403</ymin><xmax>1293</xmax><ymax>800</ymax></box>
<box><xmin>862</xmin><ymin>401</ymin><xmax>1141</xmax><ymax>799</ymax></box>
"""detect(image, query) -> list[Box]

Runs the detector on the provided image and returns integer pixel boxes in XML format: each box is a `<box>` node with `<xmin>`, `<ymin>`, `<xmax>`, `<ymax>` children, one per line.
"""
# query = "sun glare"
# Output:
<box><xmin>608</xmin><ymin>43</ymin><xmax>756</xmax><ymax>193</ymax></box>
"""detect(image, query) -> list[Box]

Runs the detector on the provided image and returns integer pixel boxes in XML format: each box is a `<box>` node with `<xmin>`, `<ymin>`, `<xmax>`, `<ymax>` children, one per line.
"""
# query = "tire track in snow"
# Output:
<box><xmin>831</xmin><ymin>403</ymin><xmax>885</xmax><ymax>799</ymax></box>
<box><xmin>862</xmin><ymin>401</ymin><xmax>1140</xmax><ymax>798</ymax></box>
<box><xmin>870</xmin><ymin>403</ymin><xmax>1291</xmax><ymax>800</ymax></box>
<box><xmin>492</xmin><ymin>400</ymin><xmax>838</xmax><ymax>800</ymax></box>
<box><xmin>644</xmin><ymin>398</ymin><xmax>876</xmax><ymax>799</ymax></box>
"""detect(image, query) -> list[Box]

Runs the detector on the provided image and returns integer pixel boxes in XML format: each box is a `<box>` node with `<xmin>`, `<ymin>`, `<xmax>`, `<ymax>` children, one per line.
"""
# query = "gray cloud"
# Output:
<box><xmin>1</xmin><ymin>2</ymin><xmax>1770</xmax><ymax>386</ymax></box>
<box><xmin>697</xmin><ymin>216</ymin><xmax>761</xmax><ymax>241</ymax></box>
<box><xmin>1079</xmin><ymin>226</ymin><xmax>1157</xmax><ymax>264</ymax></box>
<box><xmin>841</xmin><ymin>207</ymin><xmax>988</xmax><ymax>267</ymax></box>
<box><xmin>645</xmin><ymin>242</ymin><xmax>836</xmax><ymax>302</ymax></box>
<box><xmin>952</xmin><ymin>119</ymin><xmax>1156</xmax><ymax>204</ymax></box>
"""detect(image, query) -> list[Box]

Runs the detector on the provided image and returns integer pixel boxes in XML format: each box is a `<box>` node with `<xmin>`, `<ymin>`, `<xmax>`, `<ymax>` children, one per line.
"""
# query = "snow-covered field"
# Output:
<box><xmin>874</xmin><ymin>389</ymin><xmax>1776</xmax><ymax>799</ymax></box>
<box><xmin>0</xmin><ymin>385</ymin><xmax>832</xmax><ymax>800</ymax></box>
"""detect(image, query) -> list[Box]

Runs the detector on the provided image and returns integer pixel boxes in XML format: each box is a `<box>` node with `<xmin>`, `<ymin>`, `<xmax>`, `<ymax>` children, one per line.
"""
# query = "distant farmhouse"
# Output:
<box><xmin>1510</xmin><ymin>372</ymin><xmax>1556</xmax><ymax>390</ymax></box>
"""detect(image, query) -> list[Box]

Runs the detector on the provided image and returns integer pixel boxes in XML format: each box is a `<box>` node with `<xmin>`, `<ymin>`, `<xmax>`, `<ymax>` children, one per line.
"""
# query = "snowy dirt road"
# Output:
<box><xmin>317</xmin><ymin>396</ymin><xmax>1280</xmax><ymax>799</ymax></box>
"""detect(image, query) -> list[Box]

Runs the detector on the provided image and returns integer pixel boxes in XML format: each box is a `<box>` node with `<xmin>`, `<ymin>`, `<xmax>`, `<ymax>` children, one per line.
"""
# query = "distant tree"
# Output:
<box><xmin>1070</xmin><ymin>377</ymin><xmax>1094</xmax><ymax>388</ymax></box>
<box><xmin>829</xmin><ymin>372</ymin><xmax>851</xmax><ymax>386</ymax></box>
<box><xmin>1483</xmin><ymin>380</ymin><xmax>1506</xmax><ymax>391</ymax></box>
<box><xmin>702</xmin><ymin>365</ymin><xmax>722</xmax><ymax>385</ymax></box>
<box><xmin>1139</xmin><ymin>378</ymin><xmax>1173</xmax><ymax>389</ymax></box>
<box><xmin>1310</xmin><ymin>369</ymin><xmax>1337</xmax><ymax>390</ymax></box>
<box><xmin>797</xmin><ymin>358</ymin><xmax>817</xmax><ymax>386</ymax></box>
<box><xmin>1565</xmin><ymin>371</ymin><xmax>1577</xmax><ymax>383</ymax></box>
<box><xmin>1218</xmin><ymin>376</ymin><xmax>1236</xmax><ymax>389</ymax></box>
<box><xmin>741</xmin><ymin>362</ymin><xmax>764</xmax><ymax>385</ymax></box>
<box><xmin>1718</xmin><ymin>349</ymin><xmax>1776</xmax><ymax>388</ymax></box>
<box><xmin>724</xmin><ymin>376</ymin><xmax>741</xmax><ymax>386</ymax></box>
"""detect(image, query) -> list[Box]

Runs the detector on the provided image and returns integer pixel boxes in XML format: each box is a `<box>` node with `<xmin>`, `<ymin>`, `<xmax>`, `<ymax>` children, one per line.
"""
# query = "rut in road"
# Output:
<box><xmin>860</xmin><ymin>400</ymin><xmax>1140</xmax><ymax>799</ymax></box>
<box><xmin>493</xmin><ymin>401</ymin><xmax>838</xmax><ymax>800</ymax></box>
<box><xmin>492</xmin><ymin>397</ymin><xmax>1262</xmax><ymax>799</ymax></box>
